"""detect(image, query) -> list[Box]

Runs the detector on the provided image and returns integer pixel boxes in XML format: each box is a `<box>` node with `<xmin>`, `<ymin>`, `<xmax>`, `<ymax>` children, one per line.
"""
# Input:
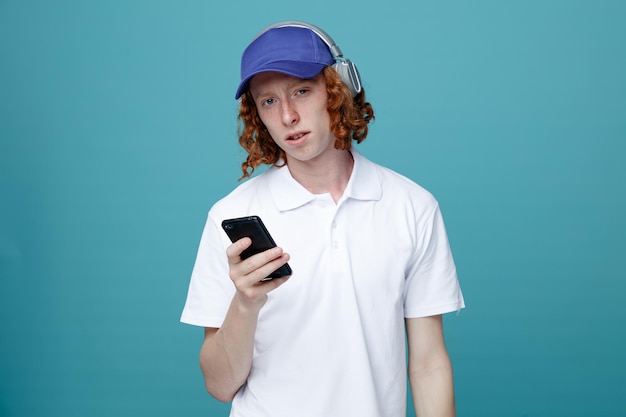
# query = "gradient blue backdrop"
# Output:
<box><xmin>1</xmin><ymin>1</ymin><xmax>624</xmax><ymax>416</ymax></box>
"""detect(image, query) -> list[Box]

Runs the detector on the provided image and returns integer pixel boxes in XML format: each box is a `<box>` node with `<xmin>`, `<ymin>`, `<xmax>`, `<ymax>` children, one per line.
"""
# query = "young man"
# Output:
<box><xmin>181</xmin><ymin>21</ymin><xmax>465</xmax><ymax>417</ymax></box>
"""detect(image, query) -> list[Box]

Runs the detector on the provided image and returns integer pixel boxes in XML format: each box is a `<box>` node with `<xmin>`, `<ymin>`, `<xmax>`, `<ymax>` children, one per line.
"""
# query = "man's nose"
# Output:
<box><xmin>281</xmin><ymin>101</ymin><xmax>299</xmax><ymax>126</ymax></box>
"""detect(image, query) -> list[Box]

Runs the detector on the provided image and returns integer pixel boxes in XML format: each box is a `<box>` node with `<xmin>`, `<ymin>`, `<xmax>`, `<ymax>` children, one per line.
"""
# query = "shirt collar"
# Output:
<box><xmin>267</xmin><ymin>149</ymin><xmax>382</xmax><ymax>212</ymax></box>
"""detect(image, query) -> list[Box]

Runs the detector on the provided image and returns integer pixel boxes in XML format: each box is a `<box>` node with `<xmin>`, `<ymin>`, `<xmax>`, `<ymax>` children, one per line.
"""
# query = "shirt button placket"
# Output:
<box><xmin>330</xmin><ymin>214</ymin><xmax>339</xmax><ymax>252</ymax></box>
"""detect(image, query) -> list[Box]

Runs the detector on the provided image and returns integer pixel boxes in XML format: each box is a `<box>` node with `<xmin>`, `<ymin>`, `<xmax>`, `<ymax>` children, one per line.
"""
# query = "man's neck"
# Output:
<box><xmin>286</xmin><ymin>149</ymin><xmax>354</xmax><ymax>204</ymax></box>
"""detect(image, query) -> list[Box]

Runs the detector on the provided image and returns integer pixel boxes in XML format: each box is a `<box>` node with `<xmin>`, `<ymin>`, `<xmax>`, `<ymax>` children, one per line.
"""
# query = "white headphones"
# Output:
<box><xmin>254</xmin><ymin>21</ymin><xmax>363</xmax><ymax>97</ymax></box>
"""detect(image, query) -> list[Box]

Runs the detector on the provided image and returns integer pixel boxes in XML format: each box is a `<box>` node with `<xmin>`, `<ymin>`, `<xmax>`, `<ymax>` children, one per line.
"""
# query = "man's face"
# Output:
<box><xmin>249</xmin><ymin>71</ymin><xmax>335</xmax><ymax>165</ymax></box>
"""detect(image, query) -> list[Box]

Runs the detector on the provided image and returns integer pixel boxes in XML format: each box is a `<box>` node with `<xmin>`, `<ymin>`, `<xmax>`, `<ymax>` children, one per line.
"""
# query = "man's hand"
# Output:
<box><xmin>226</xmin><ymin>236</ymin><xmax>291</xmax><ymax>311</ymax></box>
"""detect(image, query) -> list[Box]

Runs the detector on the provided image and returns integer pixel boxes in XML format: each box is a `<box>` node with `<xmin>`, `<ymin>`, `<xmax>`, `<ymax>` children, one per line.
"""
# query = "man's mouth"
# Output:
<box><xmin>287</xmin><ymin>132</ymin><xmax>307</xmax><ymax>141</ymax></box>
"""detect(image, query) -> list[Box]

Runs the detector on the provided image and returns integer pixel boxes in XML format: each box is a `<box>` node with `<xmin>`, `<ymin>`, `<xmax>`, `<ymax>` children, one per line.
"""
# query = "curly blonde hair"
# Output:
<box><xmin>236</xmin><ymin>66</ymin><xmax>374</xmax><ymax>179</ymax></box>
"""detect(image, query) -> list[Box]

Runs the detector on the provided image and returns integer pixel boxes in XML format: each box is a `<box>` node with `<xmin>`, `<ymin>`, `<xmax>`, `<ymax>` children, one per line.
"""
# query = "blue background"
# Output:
<box><xmin>1</xmin><ymin>1</ymin><xmax>625</xmax><ymax>416</ymax></box>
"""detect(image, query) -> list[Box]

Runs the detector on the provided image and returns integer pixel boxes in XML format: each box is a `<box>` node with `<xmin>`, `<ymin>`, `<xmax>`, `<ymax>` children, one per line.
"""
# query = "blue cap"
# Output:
<box><xmin>235</xmin><ymin>26</ymin><xmax>335</xmax><ymax>99</ymax></box>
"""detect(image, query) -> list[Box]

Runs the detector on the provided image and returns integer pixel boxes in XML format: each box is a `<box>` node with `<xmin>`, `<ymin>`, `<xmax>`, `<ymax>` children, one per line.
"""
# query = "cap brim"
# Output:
<box><xmin>235</xmin><ymin>61</ymin><xmax>327</xmax><ymax>99</ymax></box>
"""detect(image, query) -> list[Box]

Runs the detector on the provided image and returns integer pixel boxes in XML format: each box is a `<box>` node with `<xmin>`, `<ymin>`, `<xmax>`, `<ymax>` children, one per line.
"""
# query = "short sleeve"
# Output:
<box><xmin>403</xmin><ymin>203</ymin><xmax>465</xmax><ymax>318</ymax></box>
<box><xmin>180</xmin><ymin>212</ymin><xmax>235</xmax><ymax>327</ymax></box>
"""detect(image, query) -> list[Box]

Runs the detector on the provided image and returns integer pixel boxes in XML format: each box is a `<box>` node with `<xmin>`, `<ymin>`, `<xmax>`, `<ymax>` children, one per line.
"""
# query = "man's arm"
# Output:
<box><xmin>406</xmin><ymin>315</ymin><xmax>456</xmax><ymax>417</ymax></box>
<box><xmin>199</xmin><ymin>237</ymin><xmax>290</xmax><ymax>402</ymax></box>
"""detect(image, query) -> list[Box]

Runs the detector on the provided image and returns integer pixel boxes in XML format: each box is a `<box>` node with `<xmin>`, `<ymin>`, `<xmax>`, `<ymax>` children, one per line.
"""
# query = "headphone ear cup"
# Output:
<box><xmin>332</xmin><ymin>60</ymin><xmax>362</xmax><ymax>97</ymax></box>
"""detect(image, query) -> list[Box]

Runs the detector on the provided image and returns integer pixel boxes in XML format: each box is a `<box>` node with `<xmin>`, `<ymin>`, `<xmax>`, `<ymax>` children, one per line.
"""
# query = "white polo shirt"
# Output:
<box><xmin>181</xmin><ymin>149</ymin><xmax>464</xmax><ymax>417</ymax></box>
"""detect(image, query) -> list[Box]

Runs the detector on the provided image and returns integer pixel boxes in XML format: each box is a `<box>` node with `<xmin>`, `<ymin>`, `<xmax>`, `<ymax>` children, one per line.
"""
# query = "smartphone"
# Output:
<box><xmin>221</xmin><ymin>215</ymin><xmax>292</xmax><ymax>280</ymax></box>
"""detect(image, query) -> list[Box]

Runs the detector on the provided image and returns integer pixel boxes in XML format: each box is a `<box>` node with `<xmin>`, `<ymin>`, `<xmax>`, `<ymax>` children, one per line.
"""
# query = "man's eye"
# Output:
<box><xmin>296</xmin><ymin>89</ymin><xmax>308</xmax><ymax>95</ymax></box>
<box><xmin>263</xmin><ymin>98</ymin><xmax>276</xmax><ymax>106</ymax></box>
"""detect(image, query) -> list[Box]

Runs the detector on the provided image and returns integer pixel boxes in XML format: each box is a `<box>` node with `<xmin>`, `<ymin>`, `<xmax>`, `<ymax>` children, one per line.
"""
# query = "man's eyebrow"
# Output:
<box><xmin>251</xmin><ymin>90</ymin><xmax>278</xmax><ymax>104</ymax></box>
<box><xmin>253</xmin><ymin>84</ymin><xmax>303</xmax><ymax>100</ymax></box>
